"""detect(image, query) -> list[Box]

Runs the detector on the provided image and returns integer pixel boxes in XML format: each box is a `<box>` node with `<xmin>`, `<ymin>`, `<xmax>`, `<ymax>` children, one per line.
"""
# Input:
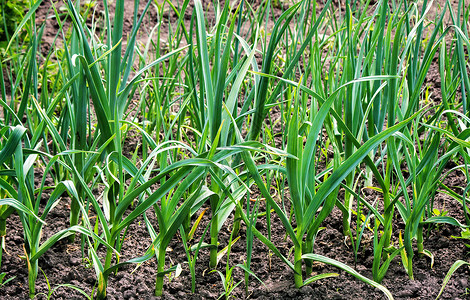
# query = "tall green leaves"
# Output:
<box><xmin>1</xmin><ymin>0</ymin><xmax>470</xmax><ymax>298</ymax></box>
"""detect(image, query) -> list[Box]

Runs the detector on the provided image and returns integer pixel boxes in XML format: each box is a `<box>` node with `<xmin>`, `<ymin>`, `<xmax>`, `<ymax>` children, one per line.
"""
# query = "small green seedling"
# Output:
<box><xmin>0</xmin><ymin>272</ymin><xmax>15</xmax><ymax>287</ymax></box>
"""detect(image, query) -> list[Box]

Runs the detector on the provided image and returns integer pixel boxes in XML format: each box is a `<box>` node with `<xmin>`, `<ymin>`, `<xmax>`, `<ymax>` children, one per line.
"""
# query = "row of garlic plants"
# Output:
<box><xmin>0</xmin><ymin>0</ymin><xmax>469</xmax><ymax>298</ymax></box>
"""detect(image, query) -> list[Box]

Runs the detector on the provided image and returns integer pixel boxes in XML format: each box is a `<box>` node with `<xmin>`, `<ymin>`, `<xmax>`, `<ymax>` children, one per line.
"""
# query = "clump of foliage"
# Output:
<box><xmin>1</xmin><ymin>0</ymin><xmax>470</xmax><ymax>299</ymax></box>
<box><xmin>0</xmin><ymin>0</ymin><xmax>28</xmax><ymax>45</ymax></box>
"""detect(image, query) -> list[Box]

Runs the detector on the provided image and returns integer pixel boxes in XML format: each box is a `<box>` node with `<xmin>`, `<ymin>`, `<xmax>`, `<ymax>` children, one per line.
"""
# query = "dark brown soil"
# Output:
<box><xmin>2</xmin><ymin>1</ymin><xmax>469</xmax><ymax>300</ymax></box>
<box><xmin>2</xmin><ymin>174</ymin><xmax>469</xmax><ymax>300</ymax></box>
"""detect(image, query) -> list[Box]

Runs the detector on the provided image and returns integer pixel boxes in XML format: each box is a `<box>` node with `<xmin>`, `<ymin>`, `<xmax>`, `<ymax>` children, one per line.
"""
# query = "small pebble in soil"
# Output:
<box><xmin>120</xmin><ymin>279</ymin><xmax>131</xmax><ymax>292</ymax></box>
<box><xmin>53</xmin><ymin>291</ymin><xmax>67</xmax><ymax>298</ymax></box>
<box><xmin>177</xmin><ymin>291</ymin><xmax>186</xmax><ymax>298</ymax></box>
<box><xmin>200</xmin><ymin>289</ymin><xmax>217</xmax><ymax>298</ymax></box>
<box><xmin>286</xmin><ymin>288</ymin><xmax>298</xmax><ymax>297</ymax></box>
<box><xmin>437</xmin><ymin>237</ymin><xmax>449</xmax><ymax>248</ymax></box>
<box><xmin>164</xmin><ymin>294</ymin><xmax>177</xmax><ymax>300</ymax></box>
<box><xmin>2</xmin><ymin>256</ymin><xmax>10</xmax><ymax>265</ymax></box>
<box><xmin>12</xmin><ymin>234</ymin><xmax>23</xmax><ymax>244</ymax></box>
<box><xmin>169</xmin><ymin>281</ymin><xmax>183</xmax><ymax>292</ymax></box>
<box><xmin>396</xmin><ymin>289</ymin><xmax>415</xmax><ymax>298</ymax></box>
<box><xmin>123</xmin><ymin>289</ymin><xmax>136</xmax><ymax>299</ymax></box>
<box><xmin>396</xmin><ymin>281</ymin><xmax>420</xmax><ymax>298</ymax></box>
<box><xmin>107</xmin><ymin>287</ymin><xmax>116</xmax><ymax>296</ymax></box>
<box><xmin>85</xmin><ymin>274</ymin><xmax>95</xmax><ymax>284</ymax></box>
<box><xmin>299</xmin><ymin>285</ymin><xmax>313</xmax><ymax>295</ymax></box>
<box><xmin>70</xmin><ymin>280</ymin><xmax>80</xmax><ymax>286</ymax></box>
<box><xmin>460</xmin><ymin>277</ymin><xmax>468</xmax><ymax>287</ymax></box>
<box><xmin>66</xmin><ymin>270</ymin><xmax>77</xmax><ymax>281</ymax></box>
<box><xmin>330</xmin><ymin>291</ymin><xmax>343</xmax><ymax>299</ymax></box>
<box><xmin>70</xmin><ymin>256</ymin><xmax>81</xmax><ymax>266</ymax></box>
<box><xmin>137</xmin><ymin>285</ymin><xmax>147</xmax><ymax>294</ymax></box>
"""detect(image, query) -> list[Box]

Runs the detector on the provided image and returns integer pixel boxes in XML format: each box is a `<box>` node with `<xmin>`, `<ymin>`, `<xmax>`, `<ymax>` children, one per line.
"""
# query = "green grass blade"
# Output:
<box><xmin>301</xmin><ymin>108</ymin><xmax>425</xmax><ymax>237</ymax></box>
<box><xmin>5</xmin><ymin>0</ymin><xmax>43</xmax><ymax>53</ymax></box>
<box><xmin>435</xmin><ymin>260</ymin><xmax>470</xmax><ymax>299</ymax></box>
<box><xmin>0</xmin><ymin>125</ymin><xmax>26</xmax><ymax>165</ymax></box>
<box><xmin>0</xmin><ymin>198</ymin><xmax>44</xmax><ymax>224</ymax></box>
<box><xmin>302</xmin><ymin>254</ymin><xmax>393</xmax><ymax>300</ymax></box>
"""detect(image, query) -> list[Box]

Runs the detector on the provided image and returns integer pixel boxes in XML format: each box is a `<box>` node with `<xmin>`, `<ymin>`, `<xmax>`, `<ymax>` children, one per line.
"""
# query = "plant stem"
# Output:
<box><xmin>383</xmin><ymin>158</ymin><xmax>393</xmax><ymax>250</ymax></box>
<box><xmin>96</xmin><ymin>272</ymin><xmax>107</xmax><ymax>300</ymax></box>
<box><xmin>209</xmin><ymin>220</ymin><xmax>218</xmax><ymax>268</ymax></box>
<box><xmin>28</xmin><ymin>259</ymin><xmax>38</xmax><ymax>299</ymax></box>
<box><xmin>303</xmin><ymin>239</ymin><xmax>313</xmax><ymax>276</ymax></box>
<box><xmin>68</xmin><ymin>197</ymin><xmax>80</xmax><ymax>242</ymax></box>
<box><xmin>417</xmin><ymin>222</ymin><xmax>424</xmax><ymax>254</ymax></box>
<box><xmin>209</xmin><ymin>173</ymin><xmax>220</xmax><ymax>268</ymax></box>
<box><xmin>0</xmin><ymin>218</ymin><xmax>6</xmax><ymax>237</ymax></box>
<box><xmin>231</xmin><ymin>198</ymin><xmax>244</xmax><ymax>236</ymax></box>
<box><xmin>104</xmin><ymin>246</ymin><xmax>113</xmax><ymax>270</ymax></box>
<box><xmin>155</xmin><ymin>247</ymin><xmax>166</xmax><ymax>296</ymax></box>
<box><xmin>0</xmin><ymin>237</ymin><xmax>3</xmax><ymax>269</ymax></box>
<box><xmin>183</xmin><ymin>213</ymin><xmax>191</xmax><ymax>239</ymax></box>
<box><xmin>294</xmin><ymin>243</ymin><xmax>303</xmax><ymax>288</ymax></box>
<box><xmin>407</xmin><ymin>254</ymin><xmax>414</xmax><ymax>280</ymax></box>
<box><xmin>190</xmin><ymin>259</ymin><xmax>196</xmax><ymax>293</ymax></box>
<box><xmin>209</xmin><ymin>188</ymin><xmax>219</xmax><ymax>268</ymax></box>
<box><xmin>359</xmin><ymin>168</ymin><xmax>373</xmax><ymax>230</ymax></box>
<box><xmin>96</xmin><ymin>247</ymin><xmax>114</xmax><ymax>300</ymax></box>
<box><xmin>342</xmin><ymin>187</ymin><xmax>353</xmax><ymax>238</ymax></box>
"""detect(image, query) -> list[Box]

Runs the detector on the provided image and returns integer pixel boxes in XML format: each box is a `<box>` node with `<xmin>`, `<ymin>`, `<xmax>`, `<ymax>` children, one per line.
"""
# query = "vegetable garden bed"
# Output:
<box><xmin>0</xmin><ymin>0</ymin><xmax>469</xmax><ymax>299</ymax></box>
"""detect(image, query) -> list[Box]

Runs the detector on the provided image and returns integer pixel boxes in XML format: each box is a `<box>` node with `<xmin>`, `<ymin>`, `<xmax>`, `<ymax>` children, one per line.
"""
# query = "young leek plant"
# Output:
<box><xmin>42</xmin><ymin>112</ymin><xmax>229</xmax><ymax>299</ymax></box>
<box><xmin>375</xmin><ymin>0</ymin><xmax>454</xmax><ymax>281</ymax></box>
<box><xmin>179</xmin><ymin>212</ymin><xmax>212</xmax><ymax>294</ymax></box>
<box><xmin>0</xmin><ymin>123</ymin><xmax>111</xmax><ymax>298</ymax></box>
<box><xmin>281</xmin><ymin>69</ymin><xmax>417</xmax><ymax>285</ymax></box>
<box><xmin>144</xmin><ymin>124</ymin><xmax>267</xmax><ymax>296</ymax></box>
<box><xmin>221</xmin><ymin>87</ymin><xmax>405</xmax><ymax>298</ymax></box>
<box><xmin>30</xmin><ymin>21</ymin><xmax>200</xmax><ymax>300</ymax></box>
<box><xmin>63</xmin><ymin>0</ymin><xmax>191</xmax><ymax>281</ymax></box>
<box><xmin>316</xmin><ymin>0</ymin><xmax>394</xmax><ymax>242</ymax></box>
<box><xmin>285</xmin><ymin>78</ymin><xmax>340</xmax><ymax>284</ymax></box>
<box><xmin>210</xmin><ymin>220</ymin><xmax>264</xmax><ymax>300</ymax></box>
<box><xmin>194</xmin><ymin>0</ymin><xmax>233</xmax><ymax>268</ymax></box>
<box><xmin>388</xmin><ymin>116</ymin><xmax>441</xmax><ymax>279</ymax></box>
<box><xmin>193</xmin><ymin>0</ymin><xmax>261</xmax><ymax>268</ymax></box>
<box><xmin>62</xmin><ymin>0</ymin><xmax>159</xmax><ymax>238</ymax></box>
<box><xmin>424</xmin><ymin>110</ymin><xmax>470</xmax><ymax>228</ymax></box>
<box><xmin>0</xmin><ymin>125</ymin><xmax>29</xmax><ymax>269</ymax></box>
<box><xmin>397</xmin><ymin>109</ymin><xmax>470</xmax><ymax>279</ymax></box>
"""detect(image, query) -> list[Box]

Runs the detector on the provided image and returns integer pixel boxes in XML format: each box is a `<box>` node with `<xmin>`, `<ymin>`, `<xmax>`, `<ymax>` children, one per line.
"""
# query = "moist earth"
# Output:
<box><xmin>1</xmin><ymin>0</ymin><xmax>469</xmax><ymax>299</ymax></box>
